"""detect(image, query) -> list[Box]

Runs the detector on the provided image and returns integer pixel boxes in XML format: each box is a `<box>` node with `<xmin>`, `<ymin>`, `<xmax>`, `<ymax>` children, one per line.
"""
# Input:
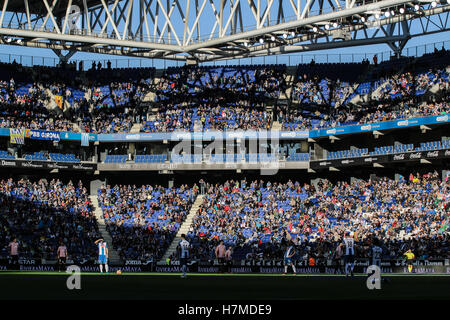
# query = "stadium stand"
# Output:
<box><xmin>186</xmin><ymin>173</ymin><xmax>450</xmax><ymax>261</ymax></box>
<box><xmin>0</xmin><ymin>49</ymin><xmax>448</xmax><ymax>270</ymax></box>
<box><xmin>97</xmin><ymin>184</ymin><xmax>198</xmax><ymax>260</ymax></box>
<box><xmin>0</xmin><ymin>178</ymin><xmax>99</xmax><ymax>260</ymax></box>
<box><xmin>0</xmin><ymin>51</ymin><xmax>448</xmax><ymax>134</ymax></box>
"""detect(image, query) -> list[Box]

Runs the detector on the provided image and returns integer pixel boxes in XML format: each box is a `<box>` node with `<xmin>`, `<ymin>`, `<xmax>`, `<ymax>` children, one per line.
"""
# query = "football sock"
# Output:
<box><xmin>100</xmin><ymin>264</ymin><xmax>103</xmax><ymax>273</ymax></box>
<box><xmin>105</xmin><ymin>264</ymin><xmax>109</xmax><ymax>273</ymax></box>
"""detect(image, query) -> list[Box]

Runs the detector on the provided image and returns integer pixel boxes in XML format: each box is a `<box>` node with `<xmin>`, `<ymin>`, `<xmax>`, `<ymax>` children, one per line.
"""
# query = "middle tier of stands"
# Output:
<box><xmin>103</xmin><ymin>153</ymin><xmax>310</xmax><ymax>164</ymax></box>
<box><xmin>326</xmin><ymin>140</ymin><xmax>450</xmax><ymax>160</ymax></box>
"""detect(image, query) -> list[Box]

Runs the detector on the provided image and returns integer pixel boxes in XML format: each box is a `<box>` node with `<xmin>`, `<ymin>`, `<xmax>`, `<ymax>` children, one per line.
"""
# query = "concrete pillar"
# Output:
<box><xmin>128</xmin><ymin>143</ymin><xmax>135</xmax><ymax>160</ymax></box>
<box><xmin>350</xmin><ymin>177</ymin><xmax>359</xmax><ymax>184</ymax></box>
<box><xmin>99</xmin><ymin>151</ymin><xmax>107</xmax><ymax>162</ymax></box>
<box><xmin>310</xmin><ymin>178</ymin><xmax>321</xmax><ymax>188</ymax></box>
<box><xmin>94</xmin><ymin>145</ymin><xmax>98</xmax><ymax>162</ymax></box>
<box><xmin>313</xmin><ymin>143</ymin><xmax>325</xmax><ymax>160</ymax></box>
<box><xmin>90</xmin><ymin>179</ymin><xmax>106</xmax><ymax>196</ymax></box>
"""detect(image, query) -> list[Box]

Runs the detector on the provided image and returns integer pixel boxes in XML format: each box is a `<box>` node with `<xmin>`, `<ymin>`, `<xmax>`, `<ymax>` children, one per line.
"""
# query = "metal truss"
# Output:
<box><xmin>0</xmin><ymin>0</ymin><xmax>449</xmax><ymax>62</ymax></box>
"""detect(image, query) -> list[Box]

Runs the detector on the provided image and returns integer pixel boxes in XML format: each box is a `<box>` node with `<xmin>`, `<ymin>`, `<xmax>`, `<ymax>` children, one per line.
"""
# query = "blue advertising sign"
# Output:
<box><xmin>0</xmin><ymin>114</ymin><xmax>447</xmax><ymax>143</ymax></box>
<box><xmin>29</xmin><ymin>130</ymin><xmax>60</xmax><ymax>141</ymax></box>
<box><xmin>309</xmin><ymin>114</ymin><xmax>450</xmax><ymax>138</ymax></box>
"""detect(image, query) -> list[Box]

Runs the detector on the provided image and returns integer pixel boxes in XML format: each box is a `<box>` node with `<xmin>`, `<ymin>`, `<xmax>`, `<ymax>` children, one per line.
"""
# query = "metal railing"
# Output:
<box><xmin>0</xmin><ymin>39</ymin><xmax>448</xmax><ymax>70</ymax></box>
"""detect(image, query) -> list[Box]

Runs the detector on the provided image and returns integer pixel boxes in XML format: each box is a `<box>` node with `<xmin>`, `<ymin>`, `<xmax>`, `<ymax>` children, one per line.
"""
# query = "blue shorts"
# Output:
<box><xmin>344</xmin><ymin>255</ymin><xmax>354</xmax><ymax>264</ymax></box>
<box><xmin>180</xmin><ymin>258</ymin><xmax>188</xmax><ymax>267</ymax></box>
<box><xmin>99</xmin><ymin>255</ymin><xmax>107</xmax><ymax>264</ymax></box>
<box><xmin>284</xmin><ymin>258</ymin><xmax>292</xmax><ymax>265</ymax></box>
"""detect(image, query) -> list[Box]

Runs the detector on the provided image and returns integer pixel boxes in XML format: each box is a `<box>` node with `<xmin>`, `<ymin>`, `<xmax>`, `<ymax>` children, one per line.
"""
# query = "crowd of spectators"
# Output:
<box><xmin>0</xmin><ymin>51</ymin><xmax>448</xmax><ymax>134</ymax></box>
<box><xmin>0</xmin><ymin>80</ymin><xmax>75</xmax><ymax>131</ymax></box>
<box><xmin>97</xmin><ymin>183</ymin><xmax>198</xmax><ymax>261</ymax></box>
<box><xmin>0</xmin><ymin>62</ymin><xmax>153</xmax><ymax>134</ymax></box>
<box><xmin>143</xmin><ymin>103</ymin><xmax>272</xmax><ymax>132</ymax></box>
<box><xmin>282</xmin><ymin>65</ymin><xmax>449</xmax><ymax>131</ymax></box>
<box><xmin>186</xmin><ymin>172</ymin><xmax>450</xmax><ymax>263</ymax></box>
<box><xmin>142</xmin><ymin>66</ymin><xmax>285</xmax><ymax>132</ymax></box>
<box><xmin>0</xmin><ymin>172</ymin><xmax>448</xmax><ymax>264</ymax></box>
<box><xmin>0</xmin><ymin>178</ymin><xmax>99</xmax><ymax>260</ymax></box>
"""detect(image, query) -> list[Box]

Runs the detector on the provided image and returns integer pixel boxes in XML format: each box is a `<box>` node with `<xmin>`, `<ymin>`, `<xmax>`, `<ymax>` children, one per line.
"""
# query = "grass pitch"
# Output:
<box><xmin>1</xmin><ymin>272</ymin><xmax>450</xmax><ymax>300</ymax></box>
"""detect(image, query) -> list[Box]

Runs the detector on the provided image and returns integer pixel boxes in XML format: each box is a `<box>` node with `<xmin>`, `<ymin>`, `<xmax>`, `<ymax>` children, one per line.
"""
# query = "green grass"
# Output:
<box><xmin>1</xmin><ymin>272</ymin><xmax>450</xmax><ymax>299</ymax></box>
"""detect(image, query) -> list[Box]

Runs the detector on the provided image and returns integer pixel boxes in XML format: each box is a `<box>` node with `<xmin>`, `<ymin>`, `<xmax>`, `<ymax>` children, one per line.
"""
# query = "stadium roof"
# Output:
<box><xmin>4</xmin><ymin>0</ymin><xmax>114</xmax><ymax>16</ymax></box>
<box><xmin>0</xmin><ymin>0</ymin><xmax>449</xmax><ymax>62</ymax></box>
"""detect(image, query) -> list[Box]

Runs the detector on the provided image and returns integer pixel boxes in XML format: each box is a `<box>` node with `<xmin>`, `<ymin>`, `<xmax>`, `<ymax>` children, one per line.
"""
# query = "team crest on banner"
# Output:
<box><xmin>10</xmin><ymin>128</ymin><xmax>25</xmax><ymax>144</ymax></box>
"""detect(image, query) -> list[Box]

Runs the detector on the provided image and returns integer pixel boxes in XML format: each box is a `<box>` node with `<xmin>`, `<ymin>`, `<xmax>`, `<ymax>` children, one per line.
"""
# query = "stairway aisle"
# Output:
<box><xmin>89</xmin><ymin>195</ymin><xmax>122</xmax><ymax>264</ymax></box>
<box><xmin>159</xmin><ymin>194</ymin><xmax>205</xmax><ymax>263</ymax></box>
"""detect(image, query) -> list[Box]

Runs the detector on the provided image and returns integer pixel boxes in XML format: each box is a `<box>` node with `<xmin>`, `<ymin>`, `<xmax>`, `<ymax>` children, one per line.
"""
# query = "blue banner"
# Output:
<box><xmin>0</xmin><ymin>114</ymin><xmax>447</xmax><ymax>142</ymax></box>
<box><xmin>309</xmin><ymin>114</ymin><xmax>450</xmax><ymax>138</ymax></box>
<box><xmin>29</xmin><ymin>130</ymin><xmax>60</xmax><ymax>141</ymax></box>
<box><xmin>59</xmin><ymin>131</ymin><xmax>97</xmax><ymax>142</ymax></box>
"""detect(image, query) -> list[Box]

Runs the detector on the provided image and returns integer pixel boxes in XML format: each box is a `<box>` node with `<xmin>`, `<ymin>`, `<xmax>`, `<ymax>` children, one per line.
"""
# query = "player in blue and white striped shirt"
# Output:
<box><xmin>283</xmin><ymin>241</ymin><xmax>297</xmax><ymax>275</ymax></box>
<box><xmin>179</xmin><ymin>234</ymin><xmax>190</xmax><ymax>278</ymax></box>
<box><xmin>95</xmin><ymin>238</ymin><xmax>109</xmax><ymax>273</ymax></box>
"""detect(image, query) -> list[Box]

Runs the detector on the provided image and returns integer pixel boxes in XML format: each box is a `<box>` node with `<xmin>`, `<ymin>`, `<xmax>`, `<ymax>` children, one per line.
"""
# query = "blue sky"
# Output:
<box><xmin>0</xmin><ymin>26</ymin><xmax>448</xmax><ymax>69</ymax></box>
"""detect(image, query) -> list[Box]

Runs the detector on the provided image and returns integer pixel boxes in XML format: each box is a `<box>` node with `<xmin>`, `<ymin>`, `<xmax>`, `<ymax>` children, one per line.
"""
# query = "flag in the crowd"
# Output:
<box><xmin>54</xmin><ymin>95</ymin><xmax>63</xmax><ymax>109</ymax></box>
<box><xmin>81</xmin><ymin>133</ymin><xmax>90</xmax><ymax>146</ymax></box>
<box><xmin>10</xmin><ymin>128</ymin><xmax>24</xmax><ymax>144</ymax></box>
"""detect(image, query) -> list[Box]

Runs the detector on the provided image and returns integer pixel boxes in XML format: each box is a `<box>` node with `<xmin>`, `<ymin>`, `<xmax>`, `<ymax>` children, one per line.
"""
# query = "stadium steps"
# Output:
<box><xmin>370</xmin><ymin>60</ymin><xmax>411</xmax><ymax>100</ymax></box>
<box><xmin>143</xmin><ymin>91</ymin><xmax>156</xmax><ymax>102</ymax></box>
<box><xmin>43</xmin><ymin>88</ymin><xmax>59</xmax><ymax>110</ymax></box>
<box><xmin>370</xmin><ymin>79</ymin><xmax>391</xmax><ymax>100</ymax></box>
<box><xmin>346</xmin><ymin>65</ymin><xmax>373</xmax><ymax>105</ymax></box>
<box><xmin>343</xmin><ymin>82</ymin><xmax>362</xmax><ymax>105</ymax></box>
<box><xmin>130</xmin><ymin>123</ymin><xmax>141</xmax><ymax>133</ymax></box>
<box><xmin>72</xmin><ymin>122</ymin><xmax>82</xmax><ymax>133</ymax></box>
<box><xmin>271</xmin><ymin>121</ymin><xmax>282</xmax><ymax>130</ymax></box>
<box><xmin>193</xmin><ymin>120</ymin><xmax>203</xmax><ymax>132</ymax></box>
<box><xmin>89</xmin><ymin>195</ymin><xmax>122</xmax><ymax>264</ymax></box>
<box><xmin>159</xmin><ymin>194</ymin><xmax>205</xmax><ymax>264</ymax></box>
<box><xmin>429</xmin><ymin>82</ymin><xmax>441</xmax><ymax>94</ymax></box>
<box><xmin>142</xmin><ymin>75</ymin><xmax>162</xmax><ymax>102</ymax></box>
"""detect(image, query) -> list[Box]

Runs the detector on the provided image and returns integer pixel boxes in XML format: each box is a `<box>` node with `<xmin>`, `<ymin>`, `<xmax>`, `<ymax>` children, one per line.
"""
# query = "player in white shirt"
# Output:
<box><xmin>283</xmin><ymin>241</ymin><xmax>297</xmax><ymax>275</ymax></box>
<box><xmin>343</xmin><ymin>232</ymin><xmax>356</xmax><ymax>277</ymax></box>
<box><xmin>94</xmin><ymin>238</ymin><xmax>109</xmax><ymax>273</ymax></box>
<box><xmin>371</xmin><ymin>238</ymin><xmax>383</xmax><ymax>268</ymax></box>
<box><xmin>369</xmin><ymin>237</ymin><xmax>386</xmax><ymax>284</ymax></box>
<box><xmin>179</xmin><ymin>234</ymin><xmax>190</xmax><ymax>278</ymax></box>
